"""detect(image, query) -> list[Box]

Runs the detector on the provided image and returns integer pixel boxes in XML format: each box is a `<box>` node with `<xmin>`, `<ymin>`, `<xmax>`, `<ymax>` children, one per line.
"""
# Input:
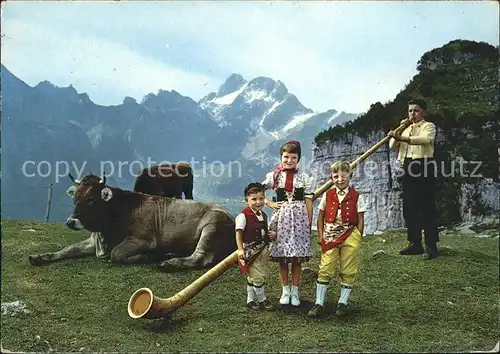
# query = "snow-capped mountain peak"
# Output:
<box><xmin>278</xmin><ymin>112</ymin><xmax>316</xmax><ymax>136</ymax></box>
<box><xmin>217</xmin><ymin>73</ymin><xmax>247</xmax><ymax>97</ymax></box>
<box><xmin>213</xmin><ymin>83</ymin><xmax>248</xmax><ymax>105</ymax></box>
<box><xmin>199</xmin><ymin>73</ymin><xmax>359</xmax><ymax>159</ymax></box>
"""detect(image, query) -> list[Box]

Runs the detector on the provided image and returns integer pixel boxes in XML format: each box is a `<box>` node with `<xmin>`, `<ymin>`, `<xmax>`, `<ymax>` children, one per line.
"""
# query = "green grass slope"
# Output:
<box><xmin>1</xmin><ymin>220</ymin><xmax>498</xmax><ymax>352</ymax></box>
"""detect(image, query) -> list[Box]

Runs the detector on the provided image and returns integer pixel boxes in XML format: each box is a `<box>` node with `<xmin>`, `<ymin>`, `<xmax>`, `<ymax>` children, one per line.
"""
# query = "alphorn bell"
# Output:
<box><xmin>127</xmin><ymin>119</ymin><xmax>412</xmax><ymax>320</ymax></box>
<box><xmin>128</xmin><ymin>250</ymin><xmax>239</xmax><ymax>320</ymax></box>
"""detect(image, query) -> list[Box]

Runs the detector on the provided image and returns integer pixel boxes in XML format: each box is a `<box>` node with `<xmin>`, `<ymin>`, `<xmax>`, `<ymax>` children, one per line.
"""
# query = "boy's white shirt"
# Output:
<box><xmin>235</xmin><ymin>208</ymin><xmax>266</xmax><ymax>237</ymax></box>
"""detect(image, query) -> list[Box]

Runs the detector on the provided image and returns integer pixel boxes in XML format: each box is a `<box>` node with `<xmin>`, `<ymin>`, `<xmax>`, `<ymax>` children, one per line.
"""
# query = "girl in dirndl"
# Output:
<box><xmin>261</xmin><ymin>140</ymin><xmax>314</xmax><ymax>307</ymax></box>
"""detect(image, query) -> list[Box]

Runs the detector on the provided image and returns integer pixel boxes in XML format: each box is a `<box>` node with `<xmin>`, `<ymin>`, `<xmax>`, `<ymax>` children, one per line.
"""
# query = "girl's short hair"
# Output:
<box><xmin>330</xmin><ymin>161</ymin><xmax>351</xmax><ymax>173</ymax></box>
<box><xmin>280</xmin><ymin>140</ymin><xmax>301</xmax><ymax>161</ymax></box>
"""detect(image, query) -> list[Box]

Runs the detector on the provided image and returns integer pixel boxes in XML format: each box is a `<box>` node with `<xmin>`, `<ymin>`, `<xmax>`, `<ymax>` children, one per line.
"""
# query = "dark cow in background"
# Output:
<box><xmin>29</xmin><ymin>174</ymin><xmax>236</xmax><ymax>271</ymax></box>
<box><xmin>133</xmin><ymin>163</ymin><xmax>194</xmax><ymax>199</ymax></box>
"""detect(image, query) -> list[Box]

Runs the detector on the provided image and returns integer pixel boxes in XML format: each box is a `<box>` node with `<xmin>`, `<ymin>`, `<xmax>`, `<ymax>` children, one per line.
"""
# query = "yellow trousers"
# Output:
<box><xmin>317</xmin><ymin>228</ymin><xmax>362</xmax><ymax>286</ymax></box>
<box><xmin>247</xmin><ymin>246</ymin><xmax>270</xmax><ymax>287</ymax></box>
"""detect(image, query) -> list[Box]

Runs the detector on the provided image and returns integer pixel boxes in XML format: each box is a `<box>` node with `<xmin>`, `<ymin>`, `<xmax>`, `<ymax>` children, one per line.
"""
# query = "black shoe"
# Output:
<box><xmin>335</xmin><ymin>303</ymin><xmax>348</xmax><ymax>317</ymax></box>
<box><xmin>247</xmin><ymin>301</ymin><xmax>259</xmax><ymax>310</ymax></box>
<box><xmin>423</xmin><ymin>247</ymin><xmax>440</xmax><ymax>260</ymax></box>
<box><xmin>399</xmin><ymin>243</ymin><xmax>425</xmax><ymax>255</ymax></box>
<box><xmin>307</xmin><ymin>304</ymin><xmax>324</xmax><ymax>318</ymax></box>
<box><xmin>259</xmin><ymin>299</ymin><xmax>275</xmax><ymax>311</ymax></box>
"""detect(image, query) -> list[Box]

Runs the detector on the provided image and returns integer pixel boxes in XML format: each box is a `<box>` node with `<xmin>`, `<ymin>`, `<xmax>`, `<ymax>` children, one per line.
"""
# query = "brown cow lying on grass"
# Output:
<box><xmin>28</xmin><ymin>174</ymin><xmax>236</xmax><ymax>271</ymax></box>
<box><xmin>28</xmin><ymin>163</ymin><xmax>193</xmax><ymax>266</ymax></box>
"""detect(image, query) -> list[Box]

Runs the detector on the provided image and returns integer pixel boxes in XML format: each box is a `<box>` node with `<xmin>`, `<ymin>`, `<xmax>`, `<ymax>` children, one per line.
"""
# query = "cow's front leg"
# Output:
<box><xmin>109</xmin><ymin>237</ymin><xmax>155</xmax><ymax>264</ymax></box>
<box><xmin>28</xmin><ymin>235</ymin><xmax>96</xmax><ymax>266</ymax></box>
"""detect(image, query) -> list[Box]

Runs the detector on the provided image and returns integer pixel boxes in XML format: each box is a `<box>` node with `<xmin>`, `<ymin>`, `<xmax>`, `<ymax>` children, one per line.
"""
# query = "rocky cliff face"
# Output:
<box><xmin>309</xmin><ymin>129</ymin><xmax>500</xmax><ymax>235</ymax></box>
<box><xmin>309</xmin><ymin>130</ymin><xmax>397</xmax><ymax>235</ymax></box>
<box><xmin>460</xmin><ymin>178</ymin><xmax>500</xmax><ymax>223</ymax></box>
<box><xmin>309</xmin><ymin>40</ymin><xmax>499</xmax><ymax>234</ymax></box>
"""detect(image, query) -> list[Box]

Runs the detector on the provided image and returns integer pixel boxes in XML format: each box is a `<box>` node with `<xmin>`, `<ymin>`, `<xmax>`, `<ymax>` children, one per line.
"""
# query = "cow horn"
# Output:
<box><xmin>68</xmin><ymin>173</ymin><xmax>81</xmax><ymax>185</ymax></box>
<box><xmin>99</xmin><ymin>174</ymin><xmax>106</xmax><ymax>184</ymax></box>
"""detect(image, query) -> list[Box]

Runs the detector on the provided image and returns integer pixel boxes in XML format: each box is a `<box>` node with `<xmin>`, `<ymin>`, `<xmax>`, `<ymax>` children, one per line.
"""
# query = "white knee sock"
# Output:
<box><xmin>247</xmin><ymin>283</ymin><xmax>255</xmax><ymax>303</ymax></box>
<box><xmin>338</xmin><ymin>284</ymin><xmax>352</xmax><ymax>305</ymax></box>
<box><xmin>315</xmin><ymin>283</ymin><xmax>329</xmax><ymax>306</ymax></box>
<box><xmin>254</xmin><ymin>285</ymin><xmax>266</xmax><ymax>303</ymax></box>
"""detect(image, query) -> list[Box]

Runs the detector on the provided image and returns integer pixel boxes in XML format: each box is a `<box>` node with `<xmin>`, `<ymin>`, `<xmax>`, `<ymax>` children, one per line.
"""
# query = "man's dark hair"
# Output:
<box><xmin>408</xmin><ymin>98</ymin><xmax>428</xmax><ymax>110</ymax></box>
<box><xmin>244</xmin><ymin>182</ymin><xmax>265</xmax><ymax>197</ymax></box>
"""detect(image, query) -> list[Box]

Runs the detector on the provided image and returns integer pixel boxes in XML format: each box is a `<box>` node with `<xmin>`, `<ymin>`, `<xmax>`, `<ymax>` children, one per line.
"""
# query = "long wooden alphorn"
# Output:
<box><xmin>127</xmin><ymin>119</ymin><xmax>411</xmax><ymax>320</ymax></box>
<box><xmin>128</xmin><ymin>250</ymin><xmax>239</xmax><ymax>319</ymax></box>
<box><xmin>311</xmin><ymin>119</ymin><xmax>411</xmax><ymax>200</ymax></box>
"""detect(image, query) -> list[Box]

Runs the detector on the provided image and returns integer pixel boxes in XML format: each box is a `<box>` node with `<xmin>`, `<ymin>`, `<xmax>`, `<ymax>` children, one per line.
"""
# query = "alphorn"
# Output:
<box><xmin>127</xmin><ymin>119</ymin><xmax>412</xmax><ymax>320</ymax></box>
<box><xmin>312</xmin><ymin>119</ymin><xmax>411</xmax><ymax>199</ymax></box>
<box><xmin>128</xmin><ymin>250</ymin><xmax>240</xmax><ymax>319</ymax></box>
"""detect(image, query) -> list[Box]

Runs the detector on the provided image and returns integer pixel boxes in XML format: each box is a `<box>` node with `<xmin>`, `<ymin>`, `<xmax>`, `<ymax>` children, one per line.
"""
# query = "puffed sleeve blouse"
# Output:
<box><xmin>261</xmin><ymin>170</ymin><xmax>314</xmax><ymax>198</ymax></box>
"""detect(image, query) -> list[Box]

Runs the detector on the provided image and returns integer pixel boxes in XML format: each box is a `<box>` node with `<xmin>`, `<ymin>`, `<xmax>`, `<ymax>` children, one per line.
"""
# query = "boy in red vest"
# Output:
<box><xmin>235</xmin><ymin>182</ymin><xmax>277</xmax><ymax>311</ymax></box>
<box><xmin>308</xmin><ymin>161</ymin><xmax>366</xmax><ymax>318</ymax></box>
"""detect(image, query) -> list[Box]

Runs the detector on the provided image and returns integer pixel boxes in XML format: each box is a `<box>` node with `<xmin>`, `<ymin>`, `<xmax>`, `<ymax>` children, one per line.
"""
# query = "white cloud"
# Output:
<box><xmin>1</xmin><ymin>19</ymin><xmax>220</xmax><ymax>105</ymax></box>
<box><xmin>2</xmin><ymin>1</ymin><xmax>499</xmax><ymax>113</ymax></box>
<box><xmin>180</xmin><ymin>2</ymin><xmax>420</xmax><ymax>112</ymax></box>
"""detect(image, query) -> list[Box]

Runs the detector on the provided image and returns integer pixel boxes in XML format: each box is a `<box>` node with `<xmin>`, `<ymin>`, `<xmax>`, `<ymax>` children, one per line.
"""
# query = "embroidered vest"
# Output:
<box><xmin>241</xmin><ymin>207</ymin><xmax>268</xmax><ymax>244</ymax></box>
<box><xmin>324</xmin><ymin>187</ymin><xmax>359</xmax><ymax>225</ymax></box>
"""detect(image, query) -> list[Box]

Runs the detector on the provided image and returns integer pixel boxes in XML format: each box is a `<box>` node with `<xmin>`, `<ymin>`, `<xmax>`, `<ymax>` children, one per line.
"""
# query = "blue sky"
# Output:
<box><xmin>2</xmin><ymin>0</ymin><xmax>498</xmax><ymax>113</ymax></box>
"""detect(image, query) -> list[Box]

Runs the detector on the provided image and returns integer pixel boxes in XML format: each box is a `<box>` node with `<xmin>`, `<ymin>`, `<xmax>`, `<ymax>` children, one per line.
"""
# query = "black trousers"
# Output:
<box><xmin>402</xmin><ymin>157</ymin><xmax>439</xmax><ymax>248</ymax></box>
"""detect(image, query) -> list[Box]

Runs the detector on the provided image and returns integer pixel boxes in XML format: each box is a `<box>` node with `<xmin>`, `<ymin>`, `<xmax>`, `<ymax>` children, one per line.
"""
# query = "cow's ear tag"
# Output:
<box><xmin>66</xmin><ymin>185</ymin><xmax>77</xmax><ymax>199</ymax></box>
<box><xmin>101</xmin><ymin>187</ymin><xmax>113</xmax><ymax>202</ymax></box>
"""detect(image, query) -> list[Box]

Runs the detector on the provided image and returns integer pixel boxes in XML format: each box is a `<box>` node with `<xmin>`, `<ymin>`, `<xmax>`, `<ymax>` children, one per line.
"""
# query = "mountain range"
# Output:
<box><xmin>1</xmin><ymin>65</ymin><xmax>358</xmax><ymax>221</ymax></box>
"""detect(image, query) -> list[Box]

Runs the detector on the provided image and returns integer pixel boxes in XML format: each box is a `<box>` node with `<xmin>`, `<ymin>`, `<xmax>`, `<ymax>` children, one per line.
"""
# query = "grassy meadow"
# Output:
<box><xmin>1</xmin><ymin>220</ymin><xmax>498</xmax><ymax>352</ymax></box>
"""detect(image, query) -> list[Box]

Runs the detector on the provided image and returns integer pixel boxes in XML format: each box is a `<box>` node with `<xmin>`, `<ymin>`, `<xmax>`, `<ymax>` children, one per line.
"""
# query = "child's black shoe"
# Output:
<box><xmin>247</xmin><ymin>301</ymin><xmax>259</xmax><ymax>310</ymax></box>
<box><xmin>259</xmin><ymin>299</ymin><xmax>275</xmax><ymax>311</ymax></box>
<box><xmin>307</xmin><ymin>304</ymin><xmax>324</xmax><ymax>318</ymax></box>
<box><xmin>335</xmin><ymin>303</ymin><xmax>349</xmax><ymax>317</ymax></box>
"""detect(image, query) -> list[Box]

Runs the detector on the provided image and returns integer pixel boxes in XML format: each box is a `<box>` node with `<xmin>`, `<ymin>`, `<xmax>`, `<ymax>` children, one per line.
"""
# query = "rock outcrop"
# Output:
<box><xmin>309</xmin><ymin>130</ymin><xmax>500</xmax><ymax>235</ymax></box>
